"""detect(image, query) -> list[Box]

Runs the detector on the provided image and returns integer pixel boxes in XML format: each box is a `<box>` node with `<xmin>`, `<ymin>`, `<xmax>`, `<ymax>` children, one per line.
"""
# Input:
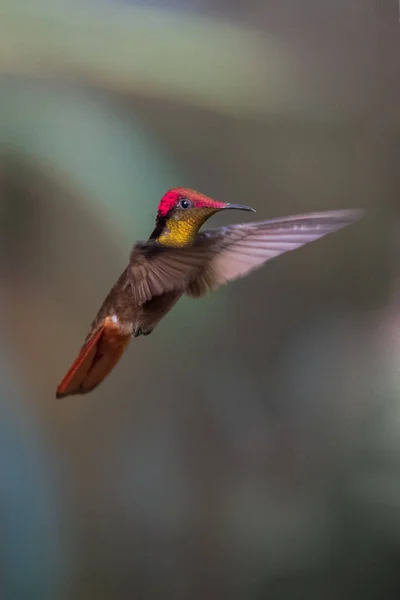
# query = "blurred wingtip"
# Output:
<box><xmin>320</xmin><ymin>208</ymin><xmax>365</xmax><ymax>227</ymax></box>
<box><xmin>345</xmin><ymin>208</ymin><xmax>365</xmax><ymax>222</ymax></box>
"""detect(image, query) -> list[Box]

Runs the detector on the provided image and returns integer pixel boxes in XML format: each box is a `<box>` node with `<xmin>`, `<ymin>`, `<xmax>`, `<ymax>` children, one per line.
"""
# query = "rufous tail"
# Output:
<box><xmin>56</xmin><ymin>316</ymin><xmax>131</xmax><ymax>398</ymax></box>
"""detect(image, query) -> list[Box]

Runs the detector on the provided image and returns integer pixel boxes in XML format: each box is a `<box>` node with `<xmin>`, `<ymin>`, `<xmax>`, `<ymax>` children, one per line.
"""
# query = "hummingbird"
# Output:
<box><xmin>56</xmin><ymin>188</ymin><xmax>363</xmax><ymax>398</ymax></box>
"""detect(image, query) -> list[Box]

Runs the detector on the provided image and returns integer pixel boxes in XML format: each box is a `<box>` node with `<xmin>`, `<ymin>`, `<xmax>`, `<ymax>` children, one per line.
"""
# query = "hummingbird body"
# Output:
<box><xmin>56</xmin><ymin>188</ymin><xmax>363</xmax><ymax>398</ymax></box>
<box><xmin>94</xmin><ymin>270</ymin><xmax>182</xmax><ymax>338</ymax></box>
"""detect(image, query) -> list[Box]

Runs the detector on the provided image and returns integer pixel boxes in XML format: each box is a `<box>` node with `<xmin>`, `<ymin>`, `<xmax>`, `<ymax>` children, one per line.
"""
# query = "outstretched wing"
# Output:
<box><xmin>185</xmin><ymin>209</ymin><xmax>364</xmax><ymax>298</ymax></box>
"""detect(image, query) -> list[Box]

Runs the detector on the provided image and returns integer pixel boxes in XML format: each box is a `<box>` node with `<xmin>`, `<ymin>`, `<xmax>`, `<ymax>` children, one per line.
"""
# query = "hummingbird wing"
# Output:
<box><xmin>185</xmin><ymin>209</ymin><xmax>363</xmax><ymax>298</ymax></box>
<box><xmin>128</xmin><ymin>242</ymin><xmax>212</xmax><ymax>306</ymax></box>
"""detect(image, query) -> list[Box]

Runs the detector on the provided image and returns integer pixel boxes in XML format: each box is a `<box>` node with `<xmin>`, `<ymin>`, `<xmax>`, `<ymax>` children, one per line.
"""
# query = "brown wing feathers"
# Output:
<box><xmin>128</xmin><ymin>242</ymin><xmax>212</xmax><ymax>306</ymax></box>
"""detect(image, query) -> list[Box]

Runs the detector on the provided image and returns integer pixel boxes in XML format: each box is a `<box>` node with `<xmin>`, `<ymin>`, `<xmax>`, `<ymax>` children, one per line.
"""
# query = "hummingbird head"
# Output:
<box><xmin>151</xmin><ymin>187</ymin><xmax>255</xmax><ymax>246</ymax></box>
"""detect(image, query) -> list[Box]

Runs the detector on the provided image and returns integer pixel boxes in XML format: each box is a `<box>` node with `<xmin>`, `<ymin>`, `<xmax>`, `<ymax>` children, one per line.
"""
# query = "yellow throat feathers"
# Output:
<box><xmin>156</xmin><ymin>208</ymin><xmax>217</xmax><ymax>247</ymax></box>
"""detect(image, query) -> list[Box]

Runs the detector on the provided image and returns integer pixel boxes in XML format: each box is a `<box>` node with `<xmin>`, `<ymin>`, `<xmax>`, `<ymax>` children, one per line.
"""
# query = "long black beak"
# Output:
<box><xmin>224</xmin><ymin>203</ymin><xmax>256</xmax><ymax>212</ymax></box>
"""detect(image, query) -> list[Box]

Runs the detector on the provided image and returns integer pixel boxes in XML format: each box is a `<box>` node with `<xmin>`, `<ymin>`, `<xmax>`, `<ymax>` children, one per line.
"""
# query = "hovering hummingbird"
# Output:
<box><xmin>56</xmin><ymin>188</ymin><xmax>363</xmax><ymax>398</ymax></box>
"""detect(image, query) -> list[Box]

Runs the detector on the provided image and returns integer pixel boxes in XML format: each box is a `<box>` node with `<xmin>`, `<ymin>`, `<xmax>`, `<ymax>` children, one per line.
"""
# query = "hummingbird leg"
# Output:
<box><xmin>132</xmin><ymin>327</ymin><xmax>153</xmax><ymax>338</ymax></box>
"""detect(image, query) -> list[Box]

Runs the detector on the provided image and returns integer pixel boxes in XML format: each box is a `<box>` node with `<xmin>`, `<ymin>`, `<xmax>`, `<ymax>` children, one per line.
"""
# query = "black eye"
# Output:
<box><xmin>180</xmin><ymin>198</ymin><xmax>191</xmax><ymax>209</ymax></box>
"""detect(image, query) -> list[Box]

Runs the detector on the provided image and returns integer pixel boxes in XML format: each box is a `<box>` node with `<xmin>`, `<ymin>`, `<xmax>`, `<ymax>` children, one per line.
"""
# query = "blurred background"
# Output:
<box><xmin>0</xmin><ymin>1</ymin><xmax>399</xmax><ymax>599</ymax></box>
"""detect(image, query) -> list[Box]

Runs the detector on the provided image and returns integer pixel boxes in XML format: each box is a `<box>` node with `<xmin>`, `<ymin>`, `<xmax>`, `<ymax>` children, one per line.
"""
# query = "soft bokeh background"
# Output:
<box><xmin>1</xmin><ymin>1</ymin><xmax>399</xmax><ymax>599</ymax></box>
